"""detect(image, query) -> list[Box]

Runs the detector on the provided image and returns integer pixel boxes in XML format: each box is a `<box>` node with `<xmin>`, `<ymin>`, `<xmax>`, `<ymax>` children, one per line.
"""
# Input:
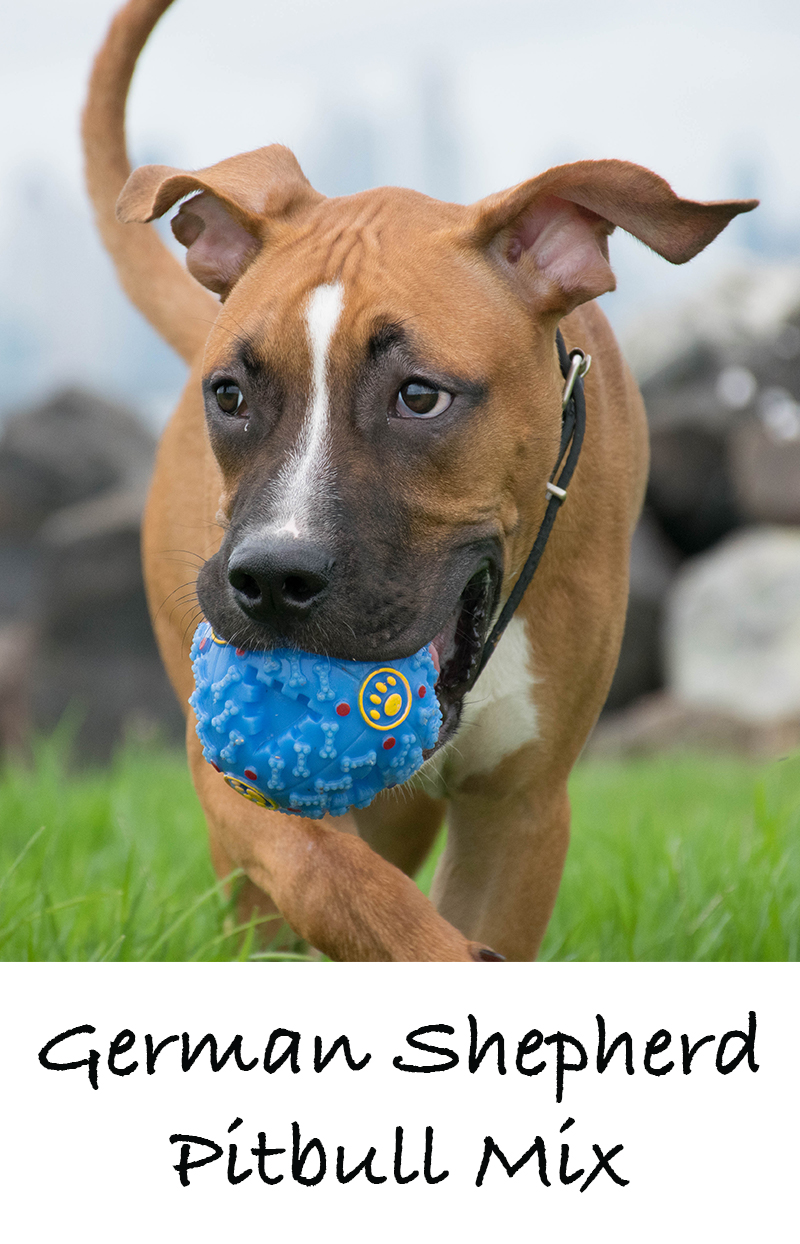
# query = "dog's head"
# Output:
<box><xmin>118</xmin><ymin>149</ymin><xmax>754</xmax><ymax>744</ymax></box>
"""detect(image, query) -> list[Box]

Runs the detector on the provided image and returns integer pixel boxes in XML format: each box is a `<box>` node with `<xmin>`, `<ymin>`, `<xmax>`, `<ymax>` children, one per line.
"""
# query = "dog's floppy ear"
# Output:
<box><xmin>466</xmin><ymin>160</ymin><xmax>758</xmax><ymax>318</ymax></box>
<box><xmin>116</xmin><ymin>145</ymin><xmax>322</xmax><ymax>297</ymax></box>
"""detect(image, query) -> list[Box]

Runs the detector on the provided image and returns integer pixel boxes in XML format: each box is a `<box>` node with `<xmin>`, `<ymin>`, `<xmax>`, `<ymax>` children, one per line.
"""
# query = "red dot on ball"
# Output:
<box><xmin>210</xmin><ymin>761</ymin><xmax>221</xmax><ymax>772</ymax></box>
<box><xmin>244</xmin><ymin>768</ymin><xmax>257</xmax><ymax>781</ymax></box>
<box><xmin>418</xmin><ymin>686</ymin><xmax>426</xmax><ymax>697</ymax></box>
<box><xmin>336</xmin><ymin>702</ymin><xmax>350</xmax><ymax>716</ymax></box>
<box><xmin>383</xmin><ymin>737</ymin><xmax>396</xmax><ymax>750</ymax></box>
<box><xmin>236</xmin><ymin>647</ymin><xmax>247</xmax><ymax>658</ymax></box>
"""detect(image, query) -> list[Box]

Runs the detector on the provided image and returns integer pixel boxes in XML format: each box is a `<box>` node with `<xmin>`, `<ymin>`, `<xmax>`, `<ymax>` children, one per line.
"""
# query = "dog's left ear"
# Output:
<box><xmin>117</xmin><ymin>145</ymin><xmax>321</xmax><ymax>297</ymax></box>
<box><xmin>467</xmin><ymin>160</ymin><xmax>758</xmax><ymax>317</ymax></box>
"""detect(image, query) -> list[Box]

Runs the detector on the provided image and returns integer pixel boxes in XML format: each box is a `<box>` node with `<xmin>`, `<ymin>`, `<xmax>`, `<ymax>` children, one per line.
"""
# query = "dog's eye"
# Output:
<box><xmin>214</xmin><ymin>383</ymin><xmax>245</xmax><ymax>416</ymax></box>
<box><xmin>395</xmin><ymin>381</ymin><xmax>452</xmax><ymax>419</ymax></box>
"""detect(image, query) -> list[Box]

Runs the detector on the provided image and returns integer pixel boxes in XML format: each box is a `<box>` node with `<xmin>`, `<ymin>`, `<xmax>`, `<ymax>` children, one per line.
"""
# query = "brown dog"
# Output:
<box><xmin>82</xmin><ymin>0</ymin><xmax>755</xmax><ymax>961</ymax></box>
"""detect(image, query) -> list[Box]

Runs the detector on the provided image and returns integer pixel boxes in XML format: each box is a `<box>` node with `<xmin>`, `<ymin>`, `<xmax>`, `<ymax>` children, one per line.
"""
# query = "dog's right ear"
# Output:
<box><xmin>465</xmin><ymin>160</ymin><xmax>757</xmax><ymax>319</ymax></box>
<box><xmin>116</xmin><ymin>145</ymin><xmax>322</xmax><ymax>297</ymax></box>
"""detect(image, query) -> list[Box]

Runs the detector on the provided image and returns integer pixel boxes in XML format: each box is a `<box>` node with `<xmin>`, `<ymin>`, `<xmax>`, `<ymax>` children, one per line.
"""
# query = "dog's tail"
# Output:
<box><xmin>82</xmin><ymin>0</ymin><xmax>216</xmax><ymax>362</ymax></box>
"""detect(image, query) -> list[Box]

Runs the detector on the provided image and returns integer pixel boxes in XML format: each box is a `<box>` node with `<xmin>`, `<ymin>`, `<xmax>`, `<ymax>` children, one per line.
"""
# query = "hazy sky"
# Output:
<box><xmin>2</xmin><ymin>0</ymin><xmax>799</xmax><ymax>413</ymax></box>
<box><xmin>5</xmin><ymin>0</ymin><xmax>799</xmax><ymax>199</ymax></box>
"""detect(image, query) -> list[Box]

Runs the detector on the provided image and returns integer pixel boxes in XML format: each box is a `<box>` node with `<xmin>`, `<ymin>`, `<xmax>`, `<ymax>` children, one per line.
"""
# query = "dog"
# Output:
<box><xmin>82</xmin><ymin>0</ymin><xmax>756</xmax><ymax>961</ymax></box>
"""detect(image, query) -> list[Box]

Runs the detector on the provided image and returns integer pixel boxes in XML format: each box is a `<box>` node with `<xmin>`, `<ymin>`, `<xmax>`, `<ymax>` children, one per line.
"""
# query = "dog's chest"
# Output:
<box><xmin>415</xmin><ymin>616</ymin><xmax>539</xmax><ymax>798</ymax></box>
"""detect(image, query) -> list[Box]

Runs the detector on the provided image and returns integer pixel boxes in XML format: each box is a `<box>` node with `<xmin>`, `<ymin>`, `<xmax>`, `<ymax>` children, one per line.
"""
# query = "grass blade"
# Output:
<box><xmin>142</xmin><ymin>869</ymin><xmax>244</xmax><ymax>961</ymax></box>
<box><xmin>0</xmin><ymin>825</ymin><xmax>46</xmax><ymax>897</ymax></box>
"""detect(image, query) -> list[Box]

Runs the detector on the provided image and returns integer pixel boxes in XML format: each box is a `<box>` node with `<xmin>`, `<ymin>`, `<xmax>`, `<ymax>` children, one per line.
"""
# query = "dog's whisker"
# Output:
<box><xmin>162</xmin><ymin>548</ymin><xmax>206</xmax><ymax>563</ymax></box>
<box><xmin>170</xmin><ymin>597</ymin><xmax>201</xmax><ymax>620</ymax></box>
<box><xmin>171</xmin><ymin>600</ymin><xmax>202</xmax><ymax>628</ymax></box>
<box><xmin>181</xmin><ymin>609</ymin><xmax>205</xmax><ymax>655</ymax></box>
<box><xmin>176</xmin><ymin>598</ymin><xmax>202</xmax><ymax>624</ymax></box>
<box><xmin>160</xmin><ymin>558</ymin><xmax>205</xmax><ymax>574</ymax></box>
<box><xmin>198</xmin><ymin>313</ymin><xmax>252</xmax><ymax>353</ymax></box>
<box><xmin>153</xmin><ymin>580</ymin><xmax>199</xmax><ymax>626</ymax></box>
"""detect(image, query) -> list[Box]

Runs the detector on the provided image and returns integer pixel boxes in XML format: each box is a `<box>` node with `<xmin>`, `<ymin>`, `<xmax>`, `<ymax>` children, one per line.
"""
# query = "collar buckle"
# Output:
<box><xmin>561</xmin><ymin>348</ymin><xmax>592</xmax><ymax>411</ymax></box>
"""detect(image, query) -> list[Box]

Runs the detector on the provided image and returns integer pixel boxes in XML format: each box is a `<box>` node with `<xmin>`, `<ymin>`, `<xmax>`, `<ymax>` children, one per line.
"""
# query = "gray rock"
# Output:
<box><xmin>647</xmin><ymin>423</ymin><xmax>744</xmax><ymax>556</ymax></box>
<box><xmin>603</xmin><ymin>510</ymin><xmax>680</xmax><ymax>712</ymax></box>
<box><xmin>587</xmin><ymin>691</ymin><xmax>800</xmax><ymax>760</ymax></box>
<box><xmin>0</xmin><ymin>622</ymin><xmax>35</xmax><ymax>754</ymax></box>
<box><xmin>622</xmin><ymin>262</ymin><xmax>800</xmax><ymax>390</ymax></box>
<box><xmin>729</xmin><ymin>407</ymin><xmax>800</xmax><ymax>526</ymax></box>
<box><xmin>0</xmin><ymin>388</ymin><xmax>184</xmax><ymax>760</ymax></box>
<box><xmin>665</xmin><ymin>527</ymin><xmax>800</xmax><ymax>721</ymax></box>
<box><xmin>630</xmin><ymin>266</ymin><xmax>800</xmax><ymax>555</ymax></box>
<box><xmin>0</xmin><ymin>387</ymin><xmax>155</xmax><ymax>535</ymax></box>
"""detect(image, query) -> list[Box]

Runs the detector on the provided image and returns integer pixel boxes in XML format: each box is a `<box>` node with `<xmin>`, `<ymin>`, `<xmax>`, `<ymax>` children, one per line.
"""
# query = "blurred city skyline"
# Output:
<box><xmin>2</xmin><ymin>0</ymin><xmax>799</xmax><ymax>425</ymax></box>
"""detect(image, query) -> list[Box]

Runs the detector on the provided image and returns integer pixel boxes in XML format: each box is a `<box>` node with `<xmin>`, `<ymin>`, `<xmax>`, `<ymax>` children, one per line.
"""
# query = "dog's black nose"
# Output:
<box><xmin>227</xmin><ymin>537</ymin><xmax>333</xmax><ymax>622</ymax></box>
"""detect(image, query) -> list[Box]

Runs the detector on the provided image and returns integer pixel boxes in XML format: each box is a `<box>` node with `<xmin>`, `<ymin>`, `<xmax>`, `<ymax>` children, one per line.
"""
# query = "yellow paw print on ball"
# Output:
<box><xmin>358</xmin><ymin>668</ymin><xmax>412</xmax><ymax>731</ymax></box>
<box><xmin>224</xmin><ymin>776</ymin><xmax>277</xmax><ymax>809</ymax></box>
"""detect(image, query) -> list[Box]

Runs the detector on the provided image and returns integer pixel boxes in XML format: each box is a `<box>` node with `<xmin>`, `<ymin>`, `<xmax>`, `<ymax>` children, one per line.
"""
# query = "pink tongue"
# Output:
<box><xmin>428</xmin><ymin>642</ymin><xmax>441</xmax><ymax>674</ymax></box>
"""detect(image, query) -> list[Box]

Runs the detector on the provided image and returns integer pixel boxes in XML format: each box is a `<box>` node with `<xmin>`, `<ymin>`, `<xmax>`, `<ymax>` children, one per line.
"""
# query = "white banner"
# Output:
<box><xmin>0</xmin><ymin>962</ymin><xmax>795</xmax><ymax>1241</ymax></box>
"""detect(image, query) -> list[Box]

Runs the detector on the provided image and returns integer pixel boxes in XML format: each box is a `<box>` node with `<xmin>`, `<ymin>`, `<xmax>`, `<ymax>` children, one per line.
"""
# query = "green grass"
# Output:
<box><xmin>0</xmin><ymin>734</ymin><xmax>797</xmax><ymax>960</ymax></box>
<box><xmin>0</xmin><ymin>732</ymin><xmax>288</xmax><ymax>961</ymax></box>
<box><xmin>540</xmin><ymin>753</ymin><xmax>800</xmax><ymax>961</ymax></box>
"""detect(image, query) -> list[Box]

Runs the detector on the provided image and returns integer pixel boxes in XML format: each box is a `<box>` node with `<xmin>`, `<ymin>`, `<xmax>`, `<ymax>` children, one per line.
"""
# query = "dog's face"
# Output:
<box><xmin>194</xmin><ymin>188</ymin><xmax>560</xmax><ymax>744</ymax></box>
<box><xmin>118</xmin><ymin>146</ymin><xmax>753</xmax><ymax>744</ymax></box>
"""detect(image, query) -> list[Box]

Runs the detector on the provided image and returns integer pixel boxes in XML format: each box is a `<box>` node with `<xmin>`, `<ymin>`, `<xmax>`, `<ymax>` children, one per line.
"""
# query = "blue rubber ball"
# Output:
<box><xmin>189</xmin><ymin>622</ymin><xmax>442</xmax><ymax>818</ymax></box>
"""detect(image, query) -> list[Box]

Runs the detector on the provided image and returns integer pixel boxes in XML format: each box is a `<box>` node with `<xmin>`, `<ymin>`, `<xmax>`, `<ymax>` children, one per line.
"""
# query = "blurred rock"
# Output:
<box><xmin>0</xmin><ymin>387</ymin><xmax>154</xmax><ymax>536</ymax></box>
<box><xmin>0</xmin><ymin>622</ymin><xmax>35</xmax><ymax>755</ymax></box>
<box><xmin>603</xmin><ymin>510</ymin><xmax>680</xmax><ymax>712</ymax></box>
<box><xmin>587</xmin><ymin>691</ymin><xmax>800</xmax><ymax>760</ymax></box>
<box><xmin>640</xmin><ymin>340</ymin><xmax>730</xmax><ymax>433</ymax></box>
<box><xmin>597</xmin><ymin>265</ymin><xmax>800</xmax><ymax>729</ymax></box>
<box><xmin>640</xmin><ymin>339</ymin><xmax>749</xmax><ymax>558</ymax></box>
<box><xmin>0</xmin><ymin>388</ymin><xmax>184</xmax><ymax>761</ymax></box>
<box><xmin>729</xmin><ymin>408</ymin><xmax>800</xmax><ymax>525</ymax></box>
<box><xmin>628</xmin><ymin>265</ymin><xmax>800</xmax><ymax>557</ymax></box>
<box><xmin>665</xmin><ymin>527</ymin><xmax>800</xmax><ymax>722</ymax></box>
<box><xmin>647</xmin><ymin>424</ymin><xmax>744</xmax><ymax>556</ymax></box>
<box><xmin>623</xmin><ymin>263</ymin><xmax>800</xmax><ymax>390</ymax></box>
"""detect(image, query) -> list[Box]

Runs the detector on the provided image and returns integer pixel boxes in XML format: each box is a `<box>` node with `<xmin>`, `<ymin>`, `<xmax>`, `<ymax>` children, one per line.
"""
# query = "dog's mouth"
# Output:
<box><xmin>197</xmin><ymin>546</ymin><xmax>499</xmax><ymax>754</ymax></box>
<box><xmin>425</xmin><ymin>566</ymin><xmax>496</xmax><ymax>752</ymax></box>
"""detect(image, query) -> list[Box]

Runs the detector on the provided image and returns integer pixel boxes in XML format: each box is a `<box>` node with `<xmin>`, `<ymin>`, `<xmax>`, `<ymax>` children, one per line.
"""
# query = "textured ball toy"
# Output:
<box><xmin>189</xmin><ymin>621</ymin><xmax>442</xmax><ymax>818</ymax></box>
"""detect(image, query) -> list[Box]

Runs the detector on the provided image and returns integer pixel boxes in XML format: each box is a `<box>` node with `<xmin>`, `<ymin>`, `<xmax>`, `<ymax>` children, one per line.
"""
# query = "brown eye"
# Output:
<box><xmin>395</xmin><ymin>381</ymin><xmax>452</xmax><ymax>419</ymax></box>
<box><xmin>214</xmin><ymin>382</ymin><xmax>245</xmax><ymax>416</ymax></box>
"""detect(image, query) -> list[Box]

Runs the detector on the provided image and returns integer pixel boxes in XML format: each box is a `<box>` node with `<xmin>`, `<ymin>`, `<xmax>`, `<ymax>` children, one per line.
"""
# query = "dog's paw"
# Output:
<box><xmin>469</xmin><ymin>944</ymin><xmax>506</xmax><ymax>962</ymax></box>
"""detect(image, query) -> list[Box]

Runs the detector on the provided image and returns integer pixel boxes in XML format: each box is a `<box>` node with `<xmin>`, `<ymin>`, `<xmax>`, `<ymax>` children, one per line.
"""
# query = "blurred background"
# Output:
<box><xmin>1</xmin><ymin>0</ymin><xmax>799</xmax><ymax>762</ymax></box>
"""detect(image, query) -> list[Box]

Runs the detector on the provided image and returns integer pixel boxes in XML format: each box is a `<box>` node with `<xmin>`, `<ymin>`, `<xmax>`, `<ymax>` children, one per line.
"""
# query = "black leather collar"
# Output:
<box><xmin>476</xmin><ymin>328</ymin><xmax>588</xmax><ymax>678</ymax></box>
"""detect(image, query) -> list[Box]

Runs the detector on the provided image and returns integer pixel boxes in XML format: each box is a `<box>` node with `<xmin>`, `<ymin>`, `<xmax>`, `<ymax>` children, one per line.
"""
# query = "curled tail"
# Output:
<box><xmin>82</xmin><ymin>0</ymin><xmax>218</xmax><ymax>362</ymax></box>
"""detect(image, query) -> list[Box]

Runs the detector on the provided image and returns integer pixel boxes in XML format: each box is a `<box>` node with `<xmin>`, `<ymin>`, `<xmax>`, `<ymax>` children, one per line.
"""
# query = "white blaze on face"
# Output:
<box><xmin>273</xmin><ymin>281</ymin><xmax>345</xmax><ymax>536</ymax></box>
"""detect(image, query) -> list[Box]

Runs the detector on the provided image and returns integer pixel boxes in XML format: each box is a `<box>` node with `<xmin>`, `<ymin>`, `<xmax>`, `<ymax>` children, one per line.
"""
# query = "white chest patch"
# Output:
<box><xmin>416</xmin><ymin>615</ymin><xmax>539</xmax><ymax>798</ymax></box>
<box><xmin>271</xmin><ymin>281</ymin><xmax>344</xmax><ymax>536</ymax></box>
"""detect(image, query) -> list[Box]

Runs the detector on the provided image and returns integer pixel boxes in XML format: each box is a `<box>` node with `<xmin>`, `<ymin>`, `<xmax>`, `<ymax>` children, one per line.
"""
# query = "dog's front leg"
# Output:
<box><xmin>430</xmin><ymin>780</ymin><xmax>571</xmax><ymax>962</ymax></box>
<box><xmin>188</xmin><ymin>730</ymin><xmax>492</xmax><ymax>962</ymax></box>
